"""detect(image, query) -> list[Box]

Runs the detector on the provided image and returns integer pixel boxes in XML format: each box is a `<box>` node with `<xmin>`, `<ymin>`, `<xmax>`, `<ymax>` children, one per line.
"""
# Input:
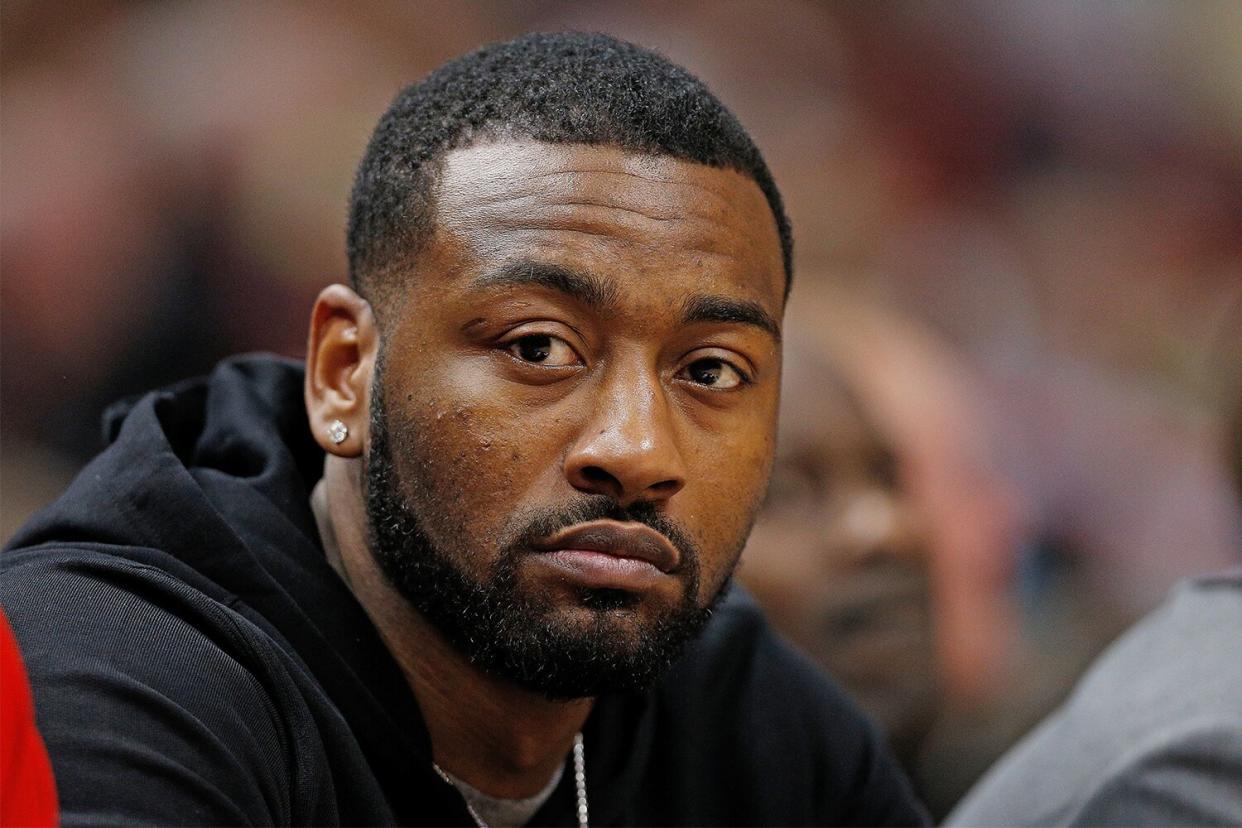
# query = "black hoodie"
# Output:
<box><xmin>2</xmin><ymin>355</ymin><xmax>927</xmax><ymax>826</ymax></box>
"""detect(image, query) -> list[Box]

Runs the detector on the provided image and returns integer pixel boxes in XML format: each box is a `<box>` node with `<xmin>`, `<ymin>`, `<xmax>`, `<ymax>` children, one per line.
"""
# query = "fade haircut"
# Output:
<box><xmin>347</xmin><ymin>31</ymin><xmax>793</xmax><ymax>306</ymax></box>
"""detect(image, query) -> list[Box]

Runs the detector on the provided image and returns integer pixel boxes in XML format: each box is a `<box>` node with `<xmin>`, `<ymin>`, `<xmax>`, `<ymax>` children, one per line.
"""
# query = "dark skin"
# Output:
<box><xmin>304</xmin><ymin>141</ymin><xmax>786</xmax><ymax>798</ymax></box>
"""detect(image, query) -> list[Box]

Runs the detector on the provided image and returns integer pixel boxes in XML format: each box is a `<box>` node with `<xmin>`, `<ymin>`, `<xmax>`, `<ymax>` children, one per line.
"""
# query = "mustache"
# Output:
<box><xmin>508</xmin><ymin>495</ymin><xmax>700</xmax><ymax>568</ymax></box>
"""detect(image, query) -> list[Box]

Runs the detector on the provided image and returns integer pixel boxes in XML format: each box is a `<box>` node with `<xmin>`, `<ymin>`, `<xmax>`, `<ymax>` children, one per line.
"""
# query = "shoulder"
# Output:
<box><xmin>1066</xmin><ymin>717</ymin><xmax>1242</xmax><ymax>826</ymax></box>
<box><xmin>948</xmin><ymin>574</ymin><xmax>1242</xmax><ymax>827</ymax></box>
<box><xmin>672</xmin><ymin>586</ymin><xmax>884</xmax><ymax>725</ymax></box>
<box><xmin>670</xmin><ymin>587</ymin><xmax>865</xmax><ymax>729</ymax></box>
<box><xmin>950</xmin><ymin>710</ymin><xmax>1242</xmax><ymax>826</ymax></box>
<box><xmin>1063</xmin><ymin>574</ymin><xmax>1242</xmax><ymax>729</ymax></box>
<box><xmin>1061</xmin><ymin>577</ymin><xmax>1242</xmax><ymax>825</ymax></box>
<box><xmin>653</xmin><ymin>586</ymin><xmax>927</xmax><ymax>825</ymax></box>
<box><xmin>2</xmin><ymin>542</ymin><xmax>278</xmax><ymax>683</ymax></box>
<box><xmin>1</xmin><ymin>543</ymin><xmax>324</xmax><ymax>825</ymax></box>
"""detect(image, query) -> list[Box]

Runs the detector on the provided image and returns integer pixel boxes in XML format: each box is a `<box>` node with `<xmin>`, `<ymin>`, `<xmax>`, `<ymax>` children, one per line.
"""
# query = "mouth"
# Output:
<box><xmin>529</xmin><ymin>520</ymin><xmax>682</xmax><ymax>592</ymax></box>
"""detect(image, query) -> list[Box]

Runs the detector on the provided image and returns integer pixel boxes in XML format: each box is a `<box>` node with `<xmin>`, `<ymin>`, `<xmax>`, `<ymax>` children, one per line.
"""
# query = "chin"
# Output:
<box><xmin>473</xmin><ymin>588</ymin><xmax>718</xmax><ymax>700</ymax></box>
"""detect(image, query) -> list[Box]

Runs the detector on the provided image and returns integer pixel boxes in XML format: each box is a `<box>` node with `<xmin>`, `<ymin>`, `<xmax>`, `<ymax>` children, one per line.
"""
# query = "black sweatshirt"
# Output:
<box><xmin>2</xmin><ymin>355</ymin><xmax>928</xmax><ymax>826</ymax></box>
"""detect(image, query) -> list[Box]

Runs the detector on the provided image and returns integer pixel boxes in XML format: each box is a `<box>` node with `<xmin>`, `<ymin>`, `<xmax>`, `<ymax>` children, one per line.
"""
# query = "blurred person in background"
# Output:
<box><xmin>741</xmin><ymin>292</ymin><xmax>1051</xmax><ymax>817</ymax></box>
<box><xmin>741</xmin><ymin>287</ymin><xmax>1241</xmax><ymax>818</ymax></box>
<box><xmin>947</xmin><ymin>402</ymin><xmax>1242</xmax><ymax>825</ymax></box>
<box><xmin>739</xmin><ymin>314</ymin><xmax>941</xmax><ymax>770</ymax></box>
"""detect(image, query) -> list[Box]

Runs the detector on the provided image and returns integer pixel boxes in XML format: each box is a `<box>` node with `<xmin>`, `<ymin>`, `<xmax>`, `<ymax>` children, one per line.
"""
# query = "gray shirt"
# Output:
<box><xmin>948</xmin><ymin>572</ymin><xmax>1242</xmax><ymax>826</ymax></box>
<box><xmin>439</xmin><ymin>764</ymin><xmax>564</xmax><ymax>828</ymax></box>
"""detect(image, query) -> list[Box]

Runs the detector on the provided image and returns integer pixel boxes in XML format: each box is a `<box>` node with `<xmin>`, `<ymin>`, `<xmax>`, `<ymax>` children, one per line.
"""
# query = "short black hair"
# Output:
<box><xmin>347</xmin><ymin>31</ymin><xmax>792</xmax><ymax>304</ymax></box>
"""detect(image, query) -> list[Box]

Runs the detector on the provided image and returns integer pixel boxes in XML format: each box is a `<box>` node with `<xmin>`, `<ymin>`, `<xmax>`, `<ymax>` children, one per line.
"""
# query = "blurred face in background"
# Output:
<box><xmin>740</xmin><ymin>342</ymin><xmax>939</xmax><ymax>761</ymax></box>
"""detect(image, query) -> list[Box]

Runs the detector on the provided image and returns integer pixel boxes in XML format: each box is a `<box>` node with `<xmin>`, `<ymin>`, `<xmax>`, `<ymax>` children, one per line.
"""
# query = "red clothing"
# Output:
<box><xmin>1</xmin><ymin>608</ymin><xmax>57</xmax><ymax>827</ymax></box>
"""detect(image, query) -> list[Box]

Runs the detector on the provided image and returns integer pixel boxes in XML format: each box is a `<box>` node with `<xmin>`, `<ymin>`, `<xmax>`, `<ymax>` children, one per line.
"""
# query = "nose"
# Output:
<box><xmin>831</xmin><ymin>487</ymin><xmax>923</xmax><ymax>564</ymax></box>
<box><xmin>564</xmin><ymin>368</ymin><xmax>687</xmax><ymax>507</ymax></box>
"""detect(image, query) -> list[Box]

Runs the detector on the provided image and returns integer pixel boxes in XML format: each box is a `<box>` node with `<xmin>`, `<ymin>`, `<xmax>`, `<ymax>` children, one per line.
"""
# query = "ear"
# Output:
<box><xmin>305</xmin><ymin>284</ymin><xmax>378</xmax><ymax>458</ymax></box>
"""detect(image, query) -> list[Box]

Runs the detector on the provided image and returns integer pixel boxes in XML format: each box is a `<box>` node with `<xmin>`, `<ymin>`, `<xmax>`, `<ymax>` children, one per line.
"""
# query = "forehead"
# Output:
<box><xmin>779</xmin><ymin>347</ymin><xmax>876</xmax><ymax>458</ymax></box>
<box><xmin>427</xmin><ymin>141</ymin><xmax>785</xmax><ymax>309</ymax></box>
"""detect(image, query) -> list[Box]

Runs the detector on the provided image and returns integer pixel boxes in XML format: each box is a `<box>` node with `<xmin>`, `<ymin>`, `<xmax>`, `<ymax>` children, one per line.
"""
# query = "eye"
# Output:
<box><xmin>681</xmin><ymin>357</ymin><xmax>747</xmax><ymax>389</ymax></box>
<box><xmin>506</xmin><ymin>334</ymin><xmax>580</xmax><ymax>367</ymax></box>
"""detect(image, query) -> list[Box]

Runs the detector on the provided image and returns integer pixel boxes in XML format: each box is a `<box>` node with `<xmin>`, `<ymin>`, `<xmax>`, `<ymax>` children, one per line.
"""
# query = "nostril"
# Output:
<box><xmin>568</xmin><ymin>463</ymin><xmax>683</xmax><ymax>501</ymax></box>
<box><xmin>581</xmin><ymin>466</ymin><xmax>613</xmax><ymax>484</ymax></box>
<box><xmin>575</xmin><ymin>465</ymin><xmax>622</xmax><ymax>497</ymax></box>
<box><xmin>648</xmin><ymin>479</ymin><xmax>682</xmax><ymax>496</ymax></box>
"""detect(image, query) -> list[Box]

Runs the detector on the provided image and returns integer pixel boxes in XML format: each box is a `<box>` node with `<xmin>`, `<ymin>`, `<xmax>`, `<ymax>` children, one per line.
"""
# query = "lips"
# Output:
<box><xmin>533</xmin><ymin>520</ymin><xmax>680</xmax><ymax>573</ymax></box>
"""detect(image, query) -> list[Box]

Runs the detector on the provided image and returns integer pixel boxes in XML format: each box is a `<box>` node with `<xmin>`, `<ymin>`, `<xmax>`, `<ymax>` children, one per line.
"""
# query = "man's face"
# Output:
<box><xmin>365</xmin><ymin>141</ymin><xmax>785</xmax><ymax>698</ymax></box>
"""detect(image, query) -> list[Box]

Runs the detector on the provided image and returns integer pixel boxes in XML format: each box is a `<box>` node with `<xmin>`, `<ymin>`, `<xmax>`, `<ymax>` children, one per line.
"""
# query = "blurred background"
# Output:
<box><xmin>3</xmin><ymin>0</ymin><xmax>1240</xmax><ymax>816</ymax></box>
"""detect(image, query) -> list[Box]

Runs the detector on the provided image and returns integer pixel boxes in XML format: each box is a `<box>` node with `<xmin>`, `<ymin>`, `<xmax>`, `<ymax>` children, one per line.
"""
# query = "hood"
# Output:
<box><xmin>9</xmin><ymin>355</ymin><xmax>323</xmax><ymax>559</ymax></box>
<box><xmin>5</xmin><ymin>354</ymin><xmax>444</xmax><ymax>816</ymax></box>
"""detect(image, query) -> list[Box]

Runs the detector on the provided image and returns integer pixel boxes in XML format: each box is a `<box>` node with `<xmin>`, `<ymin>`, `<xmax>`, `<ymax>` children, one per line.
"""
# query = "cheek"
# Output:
<box><xmin>682</xmin><ymin>415</ymin><xmax>778</xmax><ymax>588</ymax></box>
<box><xmin>387</xmin><ymin>370</ymin><xmax>565</xmax><ymax>550</ymax></box>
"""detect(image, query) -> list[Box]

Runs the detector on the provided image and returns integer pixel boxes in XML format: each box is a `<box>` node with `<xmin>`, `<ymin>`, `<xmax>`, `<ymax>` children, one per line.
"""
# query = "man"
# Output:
<box><xmin>947</xmin><ymin>404</ymin><xmax>1242</xmax><ymax>826</ymax></box>
<box><xmin>740</xmin><ymin>329</ymin><xmax>939</xmax><ymax>770</ymax></box>
<box><xmin>1</xmin><ymin>33</ymin><xmax>925</xmax><ymax>826</ymax></box>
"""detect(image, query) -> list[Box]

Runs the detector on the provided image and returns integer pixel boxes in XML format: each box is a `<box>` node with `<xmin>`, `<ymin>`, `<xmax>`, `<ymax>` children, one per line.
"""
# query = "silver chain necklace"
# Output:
<box><xmin>432</xmin><ymin>732</ymin><xmax>588</xmax><ymax>828</ymax></box>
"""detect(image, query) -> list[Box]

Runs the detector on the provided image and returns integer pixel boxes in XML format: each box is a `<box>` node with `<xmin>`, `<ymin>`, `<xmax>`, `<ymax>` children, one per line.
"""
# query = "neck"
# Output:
<box><xmin>312</xmin><ymin>458</ymin><xmax>592</xmax><ymax>798</ymax></box>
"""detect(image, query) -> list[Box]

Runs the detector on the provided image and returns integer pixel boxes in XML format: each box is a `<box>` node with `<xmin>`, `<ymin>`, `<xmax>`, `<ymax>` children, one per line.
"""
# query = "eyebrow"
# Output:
<box><xmin>681</xmin><ymin>294</ymin><xmax>781</xmax><ymax>341</ymax></box>
<box><xmin>468</xmin><ymin>261</ymin><xmax>780</xmax><ymax>340</ymax></box>
<box><xmin>468</xmin><ymin>261</ymin><xmax>618</xmax><ymax>310</ymax></box>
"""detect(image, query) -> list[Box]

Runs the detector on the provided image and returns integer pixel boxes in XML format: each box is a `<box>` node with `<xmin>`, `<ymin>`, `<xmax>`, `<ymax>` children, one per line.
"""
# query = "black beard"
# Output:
<box><xmin>364</xmin><ymin>378</ymin><xmax>728</xmax><ymax>700</ymax></box>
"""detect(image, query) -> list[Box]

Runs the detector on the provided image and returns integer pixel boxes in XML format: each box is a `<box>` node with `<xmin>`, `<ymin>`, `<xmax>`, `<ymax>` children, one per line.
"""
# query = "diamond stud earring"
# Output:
<box><xmin>327</xmin><ymin>419</ymin><xmax>349</xmax><ymax>445</ymax></box>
